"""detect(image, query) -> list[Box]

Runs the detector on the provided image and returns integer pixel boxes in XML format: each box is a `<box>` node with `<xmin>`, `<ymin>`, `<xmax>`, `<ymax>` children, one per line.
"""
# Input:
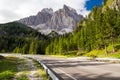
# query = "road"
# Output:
<box><xmin>28</xmin><ymin>55</ymin><xmax>120</xmax><ymax>80</ymax></box>
<box><xmin>1</xmin><ymin>54</ymin><xmax>120</xmax><ymax>80</ymax></box>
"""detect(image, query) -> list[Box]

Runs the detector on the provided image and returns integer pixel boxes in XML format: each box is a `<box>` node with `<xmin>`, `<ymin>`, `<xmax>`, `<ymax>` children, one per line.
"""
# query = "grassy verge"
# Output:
<box><xmin>0</xmin><ymin>56</ymin><xmax>29</xmax><ymax>80</ymax></box>
<box><xmin>50</xmin><ymin>44</ymin><xmax>120</xmax><ymax>59</ymax></box>
<box><xmin>14</xmin><ymin>58</ymin><xmax>29</xmax><ymax>80</ymax></box>
<box><xmin>0</xmin><ymin>57</ymin><xmax>18</xmax><ymax>80</ymax></box>
<box><xmin>50</xmin><ymin>51</ymin><xmax>78</xmax><ymax>58</ymax></box>
<box><xmin>34</xmin><ymin>60</ymin><xmax>48</xmax><ymax>80</ymax></box>
<box><xmin>16</xmin><ymin>74</ymin><xmax>29</xmax><ymax>80</ymax></box>
<box><xmin>51</xmin><ymin>55</ymin><xmax>68</xmax><ymax>58</ymax></box>
<box><xmin>82</xmin><ymin>44</ymin><xmax>120</xmax><ymax>59</ymax></box>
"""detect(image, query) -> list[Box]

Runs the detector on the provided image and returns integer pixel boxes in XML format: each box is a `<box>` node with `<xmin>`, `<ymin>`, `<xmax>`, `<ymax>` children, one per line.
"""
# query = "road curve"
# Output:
<box><xmin>1</xmin><ymin>54</ymin><xmax>120</xmax><ymax>80</ymax></box>
<box><xmin>28</xmin><ymin>55</ymin><xmax>120</xmax><ymax>80</ymax></box>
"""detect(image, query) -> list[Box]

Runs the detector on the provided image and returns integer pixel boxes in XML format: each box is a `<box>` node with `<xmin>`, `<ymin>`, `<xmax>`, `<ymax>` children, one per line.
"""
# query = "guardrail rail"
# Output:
<box><xmin>36</xmin><ymin>59</ymin><xmax>59</xmax><ymax>80</ymax></box>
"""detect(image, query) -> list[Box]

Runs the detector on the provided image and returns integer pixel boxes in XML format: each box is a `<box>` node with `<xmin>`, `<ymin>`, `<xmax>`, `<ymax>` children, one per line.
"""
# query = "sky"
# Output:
<box><xmin>0</xmin><ymin>0</ymin><xmax>103</xmax><ymax>23</ymax></box>
<box><xmin>85</xmin><ymin>0</ymin><xmax>103</xmax><ymax>10</ymax></box>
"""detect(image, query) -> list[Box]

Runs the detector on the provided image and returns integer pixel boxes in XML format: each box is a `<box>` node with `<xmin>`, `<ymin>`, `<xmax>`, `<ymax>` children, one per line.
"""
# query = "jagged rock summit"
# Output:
<box><xmin>19</xmin><ymin>5</ymin><xmax>83</xmax><ymax>35</ymax></box>
<box><xmin>19</xmin><ymin>8</ymin><xmax>53</xmax><ymax>26</ymax></box>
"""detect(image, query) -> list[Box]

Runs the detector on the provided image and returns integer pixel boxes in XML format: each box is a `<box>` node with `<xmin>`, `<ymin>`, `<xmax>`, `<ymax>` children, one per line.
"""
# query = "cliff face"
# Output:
<box><xmin>19</xmin><ymin>8</ymin><xmax>53</xmax><ymax>26</ymax></box>
<box><xmin>19</xmin><ymin>5</ymin><xmax>83</xmax><ymax>35</ymax></box>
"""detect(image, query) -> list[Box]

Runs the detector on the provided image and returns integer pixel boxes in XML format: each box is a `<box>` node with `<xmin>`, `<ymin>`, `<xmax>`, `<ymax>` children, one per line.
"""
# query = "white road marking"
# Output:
<box><xmin>50</xmin><ymin>64</ymin><xmax>77</xmax><ymax>80</ymax></box>
<box><xmin>56</xmin><ymin>68</ymin><xmax>77</xmax><ymax>80</ymax></box>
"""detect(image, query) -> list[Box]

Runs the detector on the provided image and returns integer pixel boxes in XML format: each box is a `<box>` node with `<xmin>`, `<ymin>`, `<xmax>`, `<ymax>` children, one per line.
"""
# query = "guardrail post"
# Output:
<box><xmin>46</xmin><ymin>69</ymin><xmax>49</xmax><ymax>78</ymax></box>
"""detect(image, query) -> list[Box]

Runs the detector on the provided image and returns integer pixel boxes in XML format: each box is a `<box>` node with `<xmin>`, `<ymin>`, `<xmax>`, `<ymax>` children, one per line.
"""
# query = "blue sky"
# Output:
<box><xmin>85</xmin><ymin>0</ymin><xmax>103</xmax><ymax>10</ymax></box>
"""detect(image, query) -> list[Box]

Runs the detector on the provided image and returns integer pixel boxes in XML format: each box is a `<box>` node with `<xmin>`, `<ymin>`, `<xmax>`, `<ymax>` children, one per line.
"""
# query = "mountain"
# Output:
<box><xmin>0</xmin><ymin>22</ymin><xmax>46</xmax><ymax>38</ymax></box>
<box><xmin>0</xmin><ymin>22</ymin><xmax>48</xmax><ymax>54</ymax></box>
<box><xmin>45</xmin><ymin>0</ymin><xmax>120</xmax><ymax>56</ymax></box>
<box><xmin>19</xmin><ymin>8</ymin><xmax>53</xmax><ymax>26</ymax></box>
<box><xmin>18</xmin><ymin>5</ymin><xmax>83</xmax><ymax>35</ymax></box>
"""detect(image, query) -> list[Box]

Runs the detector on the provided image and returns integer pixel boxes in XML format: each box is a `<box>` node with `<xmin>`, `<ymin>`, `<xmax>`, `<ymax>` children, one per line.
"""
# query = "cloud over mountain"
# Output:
<box><xmin>0</xmin><ymin>0</ymin><xmax>90</xmax><ymax>23</ymax></box>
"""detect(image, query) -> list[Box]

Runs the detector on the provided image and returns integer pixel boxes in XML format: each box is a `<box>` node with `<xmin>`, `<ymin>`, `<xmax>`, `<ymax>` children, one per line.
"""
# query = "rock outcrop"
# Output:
<box><xmin>19</xmin><ymin>8</ymin><xmax>53</xmax><ymax>26</ymax></box>
<box><xmin>19</xmin><ymin>5</ymin><xmax>83</xmax><ymax>35</ymax></box>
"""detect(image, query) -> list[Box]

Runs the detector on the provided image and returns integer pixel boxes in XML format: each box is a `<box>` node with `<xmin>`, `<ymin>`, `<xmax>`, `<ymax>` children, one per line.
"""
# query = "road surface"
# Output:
<box><xmin>1</xmin><ymin>54</ymin><xmax>120</xmax><ymax>80</ymax></box>
<box><xmin>28</xmin><ymin>55</ymin><xmax>120</xmax><ymax>80</ymax></box>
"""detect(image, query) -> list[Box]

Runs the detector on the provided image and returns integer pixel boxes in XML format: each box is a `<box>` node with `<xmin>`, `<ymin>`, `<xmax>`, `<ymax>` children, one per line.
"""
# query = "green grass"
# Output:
<box><xmin>84</xmin><ymin>50</ymin><xmax>106</xmax><ymax>58</ymax></box>
<box><xmin>0</xmin><ymin>56</ymin><xmax>30</xmax><ymax>80</ymax></box>
<box><xmin>50</xmin><ymin>51</ymin><xmax>78</xmax><ymax>58</ymax></box>
<box><xmin>39</xmin><ymin>68</ymin><xmax>48</xmax><ymax>80</ymax></box>
<box><xmin>0</xmin><ymin>71</ymin><xmax>14</xmax><ymax>80</ymax></box>
<box><xmin>83</xmin><ymin>44</ymin><xmax>120</xmax><ymax>59</ymax></box>
<box><xmin>0</xmin><ymin>57</ymin><xmax>18</xmax><ymax>80</ymax></box>
<box><xmin>34</xmin><ymin>60</ymin><xmax>48</xmax><ymax>80</ymax></box>
<box><xmin>16</xmin><ymin>74</ymin><xmax>29</xmax><ymax>80</ymax></box>
<box><xmin>52</xmin><ymin>43</ymin><xmax>120</xmax><ymax>59</ymax></box>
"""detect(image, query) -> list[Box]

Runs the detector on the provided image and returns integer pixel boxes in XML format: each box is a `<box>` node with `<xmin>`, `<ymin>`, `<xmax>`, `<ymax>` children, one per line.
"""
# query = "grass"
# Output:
<box><xmin>0</xmin><ymin>71</ymin><xmax>14</xmax><ymax>80</ymax></box>
<box><xmin>83</xmin><ymin>44</ymin><xmax>120</xmax><ymax>59</ymax></box>
<box><xmin>51</xmin><ymin>55</ymin><xmax>68</xmax><ymax>58</ymax></box>
<box><xmin>39</xmin><ymin>68</ymin><xmax>48</xmax><ymax>80</ymax></box>
<box><xmin>51</xmin><ymin>44</ymin><xmax>120</xmax><ymax>59</ymax></box>
<box><xmin>0</xmin><ymin>56</ymin><xmax>29</xmax><ymax>80</ymax></box>
<box><xmin>16</xmin><ymin>74</ymin><xmax>29</xmax><ymax>80</ymax></box>
<box><xmin>14</xmin><ymin>58</ymin><xmax>29</xmax><ymax>80</ymax></box>
<box><xmin>51</xmin><ymin>51</ymin><xmax>78</xmax><ymax>58</ymax></box>
<box><xmin>34</xmin><ymin>60</ymin><xmax>48</xmax><ymax>80</ymax></box>
<box><xmin>84</xmin><ymin>50</ymin><xmax>105</xmax><ymax>58</ymax></box>
<box><xmin>0</xmin><ymin>57</ymin><xmax>18</xmax><ymax>80</ymax></box>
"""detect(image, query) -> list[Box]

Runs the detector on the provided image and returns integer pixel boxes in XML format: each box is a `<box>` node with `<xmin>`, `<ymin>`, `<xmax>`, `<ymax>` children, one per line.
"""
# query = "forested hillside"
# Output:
<box><xmin>0</xmin><ymin>22</ymin><xmax>49</xmax><ymax>54</ymax></box>
<box><xmin>1</xmin><ymin>0</ymin><xmax>120</xmax><ymax>58</ymax></box>
<box><xmin>45</xmin><ymin>0</ymin><xmax>120</xmax><ymax>57</ymax></box>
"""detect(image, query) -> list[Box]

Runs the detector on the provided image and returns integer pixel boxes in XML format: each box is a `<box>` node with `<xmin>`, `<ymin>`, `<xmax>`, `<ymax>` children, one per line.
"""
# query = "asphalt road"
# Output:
<box><xmin>28</xmin><ymin>55</ymin><xmax>120</xmax><ymax>80</ymax></box>
<box><xmin>1</xmin><ymin>54</ymin><xmax>120</xmax><ymax>80</ymax></box>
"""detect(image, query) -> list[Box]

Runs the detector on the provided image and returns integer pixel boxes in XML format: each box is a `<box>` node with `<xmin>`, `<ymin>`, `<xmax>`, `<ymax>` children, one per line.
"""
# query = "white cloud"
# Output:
<box><xmin>0</xmin><ymin>0</ymin><xmax>90</xmax><ymax>23</ymax></box>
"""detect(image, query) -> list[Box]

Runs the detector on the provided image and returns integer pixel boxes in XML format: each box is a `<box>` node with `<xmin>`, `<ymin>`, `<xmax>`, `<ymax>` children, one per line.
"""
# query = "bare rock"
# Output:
<box><xmin>18</xmin><ymin>5</ymin><xmax>84</xmax><ymax>35</ymax></box>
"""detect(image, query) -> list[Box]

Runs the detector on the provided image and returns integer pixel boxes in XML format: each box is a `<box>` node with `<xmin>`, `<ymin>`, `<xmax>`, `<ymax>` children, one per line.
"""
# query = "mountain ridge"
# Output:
<box><xmin>18</xmin><ymin>5</ymin><xmax>83</xmax><ymax>35</ymax></box>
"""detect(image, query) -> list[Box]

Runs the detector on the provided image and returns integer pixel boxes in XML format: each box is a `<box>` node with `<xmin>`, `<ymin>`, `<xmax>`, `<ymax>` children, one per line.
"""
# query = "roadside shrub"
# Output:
<box><xmin>0</xmin><ymin>71</ymin><xmax>14</xmax><ymax>80</ymax></box>
<box><xmin>86</xmin><ymin>50</ymin><xmax>97</xmax><ymax>58</ymax></box>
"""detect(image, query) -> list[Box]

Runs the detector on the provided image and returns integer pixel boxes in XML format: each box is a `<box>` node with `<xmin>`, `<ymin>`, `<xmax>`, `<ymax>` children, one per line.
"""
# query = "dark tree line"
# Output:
<box><xmin>0</xmin><ymin>22</ymin><xmax>49</xmax><ymax>54</ymax></box>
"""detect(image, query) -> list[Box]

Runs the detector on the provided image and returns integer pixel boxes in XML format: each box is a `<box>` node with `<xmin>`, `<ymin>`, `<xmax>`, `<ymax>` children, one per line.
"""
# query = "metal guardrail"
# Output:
<box><xmin>36</xmin><ymin>59</ymin><xmax>59</xmax><ymax>80</ymax></box>
<box><xmin>2</xmin><ymin>54</ymin><xmax>120</xmax><ymax>79</ymax></box>
<box><xmin>23</xmin><ymin>56</ymin><xmax>59</xmax><ymax>80</ymax></box>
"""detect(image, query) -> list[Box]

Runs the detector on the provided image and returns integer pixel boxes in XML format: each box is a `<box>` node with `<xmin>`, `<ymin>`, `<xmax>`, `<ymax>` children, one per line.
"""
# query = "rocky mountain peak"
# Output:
<box><xmin>63</xmin><ymin>4</ymin><xmax>77</xmax><ymax>13</ymax></box>
<box><xmin>41</xmin><ymin>8</ymin><xmax>53</xmax><ymax>15</ymax></box>
<box><xmin>18</xmin><ymin>5</ymin><xmax>84</xmax><ymax>35</ymax></box>
<box><xmin>63</xmin><ymin>4</ymin><xmax>82</xmax><ymax>22</ymax></box>
<box><xmin>19</xmin><ymin>8</ymin><xmax>53</xmax><ymax>26</ymax></box>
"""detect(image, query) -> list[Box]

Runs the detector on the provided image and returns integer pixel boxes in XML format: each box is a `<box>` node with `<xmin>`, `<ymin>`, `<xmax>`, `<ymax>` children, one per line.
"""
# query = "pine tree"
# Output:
<box><xmin>29</xmin><ymin>41</ymin><xmax>34</xmax><ymax>54</ymax></box>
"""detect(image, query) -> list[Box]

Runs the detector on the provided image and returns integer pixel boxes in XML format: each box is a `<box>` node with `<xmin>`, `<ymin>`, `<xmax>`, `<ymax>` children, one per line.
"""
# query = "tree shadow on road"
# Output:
<box><xmin>42</xmin><ymin>59</ymin><xmax>120</xmax><ymax>80</ymax></box>
<box><xmin>42</xmin><ymin>59</ymin><xmax>111</xmax><ymax>68</ymax></box>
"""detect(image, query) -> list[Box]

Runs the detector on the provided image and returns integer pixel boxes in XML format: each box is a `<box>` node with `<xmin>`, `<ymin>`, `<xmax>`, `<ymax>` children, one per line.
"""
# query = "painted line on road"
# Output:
<box><xmin>36</xmin><ymin>58</ymin><xmax>77</xmax><ymax>80</ymax></box>
<box><xmin>51</xmin><ymin>65</ymin><xmax>77</xmax><ymax>80</ymax></box>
